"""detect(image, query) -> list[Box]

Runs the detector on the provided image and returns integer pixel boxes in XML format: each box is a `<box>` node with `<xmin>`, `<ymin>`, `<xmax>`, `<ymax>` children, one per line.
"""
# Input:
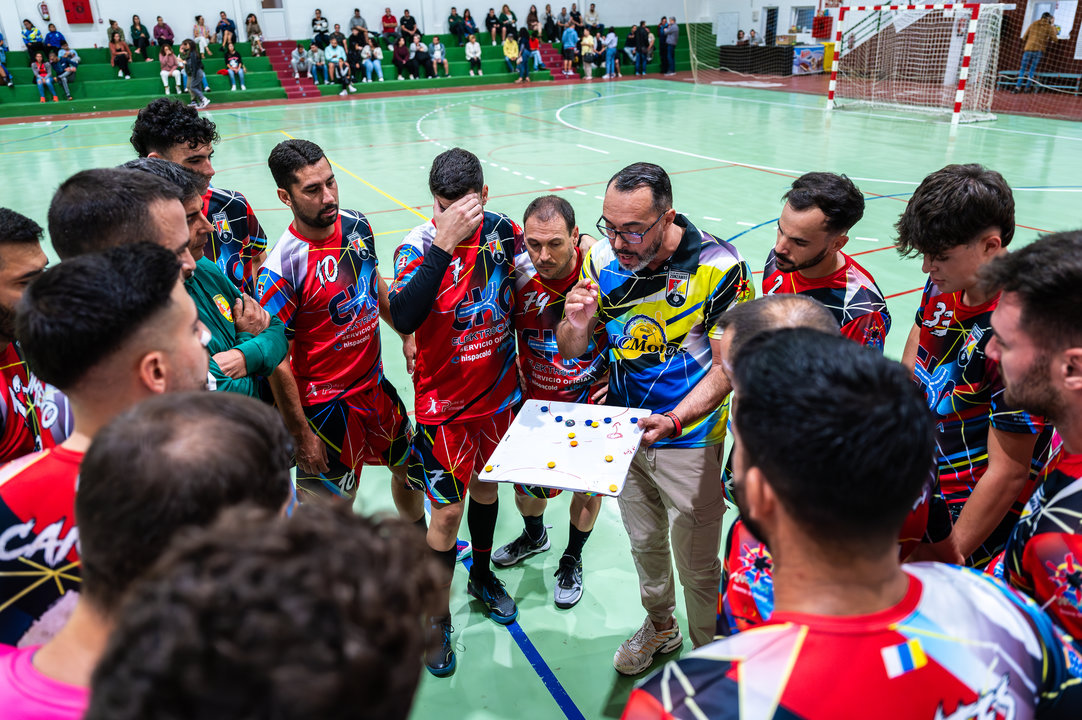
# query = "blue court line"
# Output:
<box><xmin>0</xmin><ymin>124</ymin><xmax>69</xmax><ymax>145</ymax></box>
<box><xmin>460</xmin><ymin>553</ymin><xmax>587</xmax><ymax>720</ymax></box>
<box><xmin>725</xmin><ymin>191</ymin><xmax>914</xmax><ymax>244</ymax></box>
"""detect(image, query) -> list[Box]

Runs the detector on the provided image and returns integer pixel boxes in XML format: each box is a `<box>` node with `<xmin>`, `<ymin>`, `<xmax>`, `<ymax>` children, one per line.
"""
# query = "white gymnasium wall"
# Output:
<box><xmin>2</xmin><ymin>0</ymin><xmax>717</xmax><ymax>50</ymax></box>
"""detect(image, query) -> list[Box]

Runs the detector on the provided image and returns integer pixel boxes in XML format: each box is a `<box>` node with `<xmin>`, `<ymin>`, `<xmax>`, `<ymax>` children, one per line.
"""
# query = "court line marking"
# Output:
<box><xmin>279</xmin><ymin>130</ymin><xmax>427</xmax><ymax>220</ymax></box>
<box><xmin>577</xmin><ymin>144</ymin><xmax>609</xmax><ymax>154</ymax></box>
<box><xmin>855</xmin><ymin>236</ymin><xmax>879</xmax><ymax>242</ymax></box>
<box><xmin>703</xmin><ymin>216</ymin><xmax>723</xmax><ymax>222</ymax></box>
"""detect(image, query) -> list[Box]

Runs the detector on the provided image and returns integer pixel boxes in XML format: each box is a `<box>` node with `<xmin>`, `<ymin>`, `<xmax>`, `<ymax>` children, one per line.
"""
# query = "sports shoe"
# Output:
<box><xmin>456</xmin><ymin>538</ymin><xmax>472</xmax><ymax>562</ymax></box>
<box><xmin>52</xmin><ymin>95</ymin><xmax>58</xmax><ymax>102</ymax></box>
<box><xmin>553</xmin><ymin>554</ymin><xmax>583</xmax><ymax>609</ymax></box>
<box><xmin>39</xmin><ymin>97</ymin><xmax>45</xmax><ymax>103</ymax></box>
<box><xmin>424</xmin><ymin>617</ymin><xmax>456</xmax><ymax>677</ymax></box>
<box><xmin>338</xmin><ymin>88</ymin><xmax>348</xmax><ymax>95</ymax></box>
<box><xmin>492</xmin><ymin>528</ymin><xmax>550</xmax><ymax>567</ymax></box>
<box><xmin>478</xmin><ymin>70</ymin><xmax>483</xmax><ymax>75</ymax></box>
<box><xmin>466</xmin><ymin>572</ymin><xmax>518</xmax><ymax>624</ymax></box>
<box><xmin>293</xmin><ymin>71</ymin><xmax>299</xmax><ymax>78</ymax></box>
<box><xmin>198</xmin><ymin>97</ymin><xmax>211</xmax><ymax>109</ymax></box>
<box><xmin>348</xmin><ymin>84</ymin><xmax>356</xmax><ymax>92</ymax></box>
<box><xmin>613</xmin><ymin>617</ymin><xmax>683</xmax><ymax>676</ymax></box>
<box><xmin>231</xmin><ymin>85</ymin><xmax>237</xmax><ymax>91</ymax></box>
<box><xmin>469</xmin><ymin>69</ymin><xmax>475</xmax><ymax>76</ymax></box>
<box><xmin>241</xmin><ymin>84</ymin><xmax>247</xmax><ymax>90</ymax></box>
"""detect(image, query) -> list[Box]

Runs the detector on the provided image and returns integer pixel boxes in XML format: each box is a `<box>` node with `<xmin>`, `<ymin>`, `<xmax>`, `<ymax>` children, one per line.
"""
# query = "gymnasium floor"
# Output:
<box><xmin>3</xmin><ymin>79</ymin><xmax>1081</xmax><ymax>719</ymax></box>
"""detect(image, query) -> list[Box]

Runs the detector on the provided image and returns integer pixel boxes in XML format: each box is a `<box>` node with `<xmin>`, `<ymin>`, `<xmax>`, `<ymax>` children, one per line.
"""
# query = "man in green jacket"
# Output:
<box><xmin>123</xmin><ymin>158</ymin><xmax>288</xmax><ymax>397</ymax></box>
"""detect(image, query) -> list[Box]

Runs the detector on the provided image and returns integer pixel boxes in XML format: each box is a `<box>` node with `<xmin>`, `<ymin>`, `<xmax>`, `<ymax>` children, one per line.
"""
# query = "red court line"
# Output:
<box><xmin>885</xmin><ymin>287</ymin><xmax>924</xmax><ymax>299</ymax></box>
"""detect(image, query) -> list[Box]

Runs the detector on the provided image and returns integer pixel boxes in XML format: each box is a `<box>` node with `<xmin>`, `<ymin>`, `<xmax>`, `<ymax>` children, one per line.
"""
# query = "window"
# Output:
<box><xmin>791</xmin><ymin>6</ymin><xmax>815</xmax><ymax>32</ymax></box>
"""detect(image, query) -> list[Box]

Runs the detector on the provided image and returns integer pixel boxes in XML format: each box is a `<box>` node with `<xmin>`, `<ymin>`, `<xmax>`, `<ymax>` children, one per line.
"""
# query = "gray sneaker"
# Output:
<box><xmin>553</xmin><ymin>554</ymin><xmax>583</xmax><ymax>609</ymax></box>
<box><xmin>492</xmin><ymin>528</ymin><xmax>550</xmax><ymax>567</ymax></box>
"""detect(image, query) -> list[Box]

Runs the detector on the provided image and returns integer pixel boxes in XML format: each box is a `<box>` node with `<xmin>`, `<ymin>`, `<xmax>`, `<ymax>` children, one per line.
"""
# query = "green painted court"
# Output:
<box><xmin>3</xmin><ymin>79</ymin><xmax>1080</xmax><ymax>719</ymax></box>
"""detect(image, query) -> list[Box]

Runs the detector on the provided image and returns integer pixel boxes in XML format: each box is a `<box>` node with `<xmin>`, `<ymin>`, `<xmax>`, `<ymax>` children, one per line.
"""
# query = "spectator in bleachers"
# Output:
<box><xmin>312</xmin><ymin>9</ymin><xmax>330</xmax><ymax>48</ymax></box>
<box><xmin>527</xmin><ymin>5</ymin><xmax>540</xmax><ymax>33</ymax></box>
<box><xmin>503</xmin><ymin>29</ymin><xmax>521</xmax><ymax>72</ymax></box>
<box><xmin>109</xmin><ymin>31</ymin><xmax>133</xmax><ymax>79</ymax></box>
<box><xmin>153</xmin><ymin>16</ymin><xmax>174</xmax><ymax>47</ymax></box>
<box><xmin>44</xmin><ymin>24</ymin><xmax>64</xmax><ymax>55</ymax></box>
<box><xmin>21</xmin><ymin>20</ymin><xmax>45</xmax><ymax>63</ymax></box>
<box><xmin>324</xmin><ymin>36</ymin><xmax>348</xmax><ymax>84</ymax></box>
<box><xmin>749</xmin><ymin>28</ymin><xmax>762</xmax><ymax>46</ymax></box>
<box><xmin>528</xmin><ymin>30</ymin><xmax>545</xmax><ymax>69</ymax></box>
<box><xmin>224</xmin><ymin>41</ymin><xmax>247</xmax><ymax>91</ymax></box>
<box><xmin>448</xmin><ymin>7</ymin><xmax>467</xmax><ymax>45</ymax></box>
<box><xmin>485</xmin><ymin>8</ymin><xmax>501</xmax><ymax>45</ymax></box>
<box><xmin>621</xmin><ymin>25</ymin><xmax>636</xmax><ymax>64</ymax></box>
<box><xmin>179</xmin><ymin>43</ymin><xmax>209</xmax><ymax>92</ymax></box>
<box><xmin>556</xmin><ymin>6</ymin><xmax>570</xmax><ymax>38</ymax></box>
<box><xmin>464</xmin><ymin>10</ymin><xmax>479</xmax><ymax>40</ymax></box>
<box><xmin>382</xmin><ymin>8</ymin><xmax>399</xmax><ymax>46</ymax></box>
<box><xmin>569</xmin><ymin>3</ymin><xmax>583</xmax><ymax>33</ymax></box>
<box><xmin>602</xmin><ymin>26</ymin><xmax>618</xmax><ymax>78</ymax></box>
<box><xmin>290</xmin><ymin>41</ymin><xmax>311</xmax><ymax>78</ymax></box>
<box><xmin>308</xmin><ymin>42</ymin><xmax>328</xmax><ymax>83</ymax></box>
<box><xmin>411</xmin><ymin>33</ymin><xmax>434</xmax><ymax>78</ymax></box>
<box><xmin>105</xmin><ymin>19</ymin><xmax>125</xmax><ymax>46</ymax></box>
<box><xmin>131</xmin><ymin>16</ymin><xmax>152</xmax><ymax>60</ymax></box>
<box><xmin>561</xmin><ymin>17</ymin><xmax>579</xmax><ymax>75</ymax></box>
<box><xmin>399</xmin><ymin>10</ymin><xmax>420</xmax><ymax>43</ymax></box>
<box><xmin>515</xmin><ymin>29</ymin><xmax>531</xmax><ymax>82</ymax></box>
<box><xmin>430</xmin><ymin>36</ymin><xmax>451</xmax><ymax>76</ymax></box>
<box><xmin>362</xmin><ymin>37</ymin><xmax>385</xmax><ymax>81</ymax></box>
<box><xmin>499</xmin><ymin>5</ymin><xmax>518</xmax><ymax>42</ymax></box>
<box><xmin>216</xmin><ymin>11</ymin><xmax>237</xmax><ymax>48</ymax></box>
<box><xmin>392</xmin><ymin>35</ymin><xmax>416</xmax><ymax>79</ymax></box>
<box><xmin>349</xmin><ymin>8</ymin><xmax>370</xmax><ymax>46</ymax></box>
<box><xmin>158</xmin><ymin>43</ymin><xmax>182</xmax><ymax>94</ymax></box>
<box><xmin>347</xmin><ymin>35</ymin><xmax>365</xmax><ymax>80</ymax></box>
<box><xmin>30</xmin><ymin>52</ymin><xmax>58</xmax><ymax>103</ymax></box>
<box><xmin>542</xmin><ymin>4</ymin><xmax>557</xmax><ymax>41</ymax></box>
<box><xmin>647</xmin><ymin>22</ymin><xmax>656</xmax><ymax>62</ymax></box>
<box><xmin>0</xmin><ymin>34</ymin><xmax>13</xmax><ymax>87</ymax></box>
<box><xmin>330</xmin><ymin>23</ymin><xmax>347</xmax><ymax>47</ymax></box>
<box><xmin>736</xmin><ymin>29</ymin><xmax>748</xmax><ymax>46</ymax></box>
<box><xmin>580</xmin><ymin>27</ymin><xmax>597</xmax><ymax>78</ymax></box>
<box><xmin>49</xmin><ymin>50</ymin><xmax>75</xmax><ymax>100</ymax></box>
<box><xmin>634</xmin><ymin>20</ymin><xmax>649</xmax><ymax>75</ymax></box>
<box><xmin>1014</xmin><ymin>12</ymin><xmax>1058</xmax><ymax>93</ymax></box>
<box><xmin>584</xmin><ymin>4</ymin><xmax>601</xmax><ymax>35</ymax></box>
<box><xmin>245</xmin><ymin>15</ymin><xmax>265</xmax><ymax>56</ymax></box>
<box><xmin>662</xmin><ymin>16</ymin><xmax>677</xmax><ymax>75</ymax></box>
<box><xmin>179</xmin><ymin>39</ymin><xmax>209</xmax><ymax>108</ymax></box>
<box><xmin>193</xmin><ymin>16</ymin><xmax>213</xmax><ymax>57</ymax></box>
<box><xmin>466</xmin><ymin>33</ymin><xmax>483</xmax><ymax>74</ymax></box>
<box><xmin>348</xmin><ymin>26</ymin><xmax>366</xmax><ymax>56</ymax></box>
<box><xmin>59</xmin><ymin>41</ymin><xmax>80</xmax><ymax>65</ymax></box>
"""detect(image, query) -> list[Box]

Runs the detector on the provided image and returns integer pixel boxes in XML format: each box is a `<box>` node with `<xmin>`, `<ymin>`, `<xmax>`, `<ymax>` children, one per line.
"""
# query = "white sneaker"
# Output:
<box><xmin>338</xmin><ymin>88</ymin><xmax>348</xmax><ymax>95</ymax></box>
<box><xmin>198</xmin><ymin>97</ymin><xmax>211</xmax><ymax>108</ymax></box>
<box><xmin>601</xmin><ymin>74</ymin><xmax>610</xmax><ymax>79</ymax></box>
<box><xmin>398</xmin><ymin>74</ymin><xmax>403</xmax><ymax>80</ymax></box>
<box><xmin>613</xmin><ymin>617</ymin><xmax>683</xmax><ymax>676</ymax></box>
<box><xmin>230</xmin><ymin>85</ymin><xmax>236</xmax><ymax>91</ymax></box>
<box><xmin>293</xmin><ymin>71</ymin><xmax>299</xmax><ymax>78</ymax></box>
<box><xmin>348</xmin><ymin>84</ymin><xmax>356</xmax><ymax>92</ymax></box>
<box><xmin>164</xmin><ymin>87</ymin><xmax>171</xmax><ymax>94</ymax></box>
<box><xmin>125</xmin><ymin>75</ymin><xmax>131</xmax><ymax>79</ymax></box>
<box><xmin>118</xmin><ymin>70</ymin><xmax>123</xmax><ymax>77</ymax></box>
<box><xmin>378</xmin><ymin>77</ymin><xmax>384</xmax><ymax>81</ymax></box>
<box><xmin>241</xmin><ymin>84</ymin><xmax>246</xmax><ymax>90</ymax></box>
<box><xmin>469</xmin><ymin>69</ymin><xmax>474</xmax><ymax>76</ymax></box>
<box><xmin>478</xmin><ymin>70</ymin><xmax>483</xmax><ymax>76</ymax></box>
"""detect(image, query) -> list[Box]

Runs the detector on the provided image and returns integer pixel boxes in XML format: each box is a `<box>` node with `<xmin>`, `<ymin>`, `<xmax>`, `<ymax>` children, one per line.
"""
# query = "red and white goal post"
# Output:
<box><xmin>827</xmin><ymin>3</ymin><xmax>1013</xmax><ymax>124</ymax></box>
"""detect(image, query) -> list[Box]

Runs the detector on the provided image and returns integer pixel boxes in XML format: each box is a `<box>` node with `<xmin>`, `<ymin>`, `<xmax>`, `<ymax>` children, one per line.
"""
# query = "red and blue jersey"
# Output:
<box><xmin>514</xmin><ymin>247</ymin><xmax>608</xmax><ymax>403</ymax></box>
<box><xmin>257</xmin><ymin>210</ymin><xmax>384</xmax><ymax>406</ymax></box>
<box><xmin>392</xmin><ymin>211</ymin><xmax>522</xmax><ymax>425</ymax></box>
<box><xmin>631</xmin><ymin>563</ymin><xmax>1082</xmax><ymax>720</ymax></box>
<box><xmin>0</xmin><ymin>447</ymin><xmax>83</xmax><ymax>645</ymax></box>
<box><xmin>203</xmin><ymin>186</ymin><xmax>268</xmax><ymax>295</ymax></box>
<box><xmin>762</xmin><ymin>250</ymin><xmax>891</xmax><ymax>351</ymax></box>
<box><xmin>1005</xmin><ymin>447</ymin><xmax>1082</xmax><ymax>639</ymax></box>
<box><xmin>913</xmin><ymin>281</ymin><xmax>1051</xmax><ymax>560</ymax></box>
<box><xmin>0</xmin><ymin>343</ymin><xmax>71</xmax><ymax>465</ymax></box>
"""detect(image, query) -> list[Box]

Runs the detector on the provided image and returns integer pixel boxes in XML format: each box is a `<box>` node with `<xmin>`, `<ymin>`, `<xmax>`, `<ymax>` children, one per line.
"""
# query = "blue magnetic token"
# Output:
<box><xmin>541</xmin><ymin>405</ymin><xmax>549</xmax><ymax>413</ymax></box>
<box><xmin>603</xmin><ymin>417</ymin><xmax>612</xmax><ymax>423</ymax></box>
<box><xmin>555</xmin><ymin>415</ymin><xmax>563</xmax><ymax>422</ymax></box>
<box><xmin>630</xmin><ymin>417</ymin><xmax>638</xmax><ymax>423</ymax></box>
<box><xmin>585</xmin><ymin>419</ymin><xmax>592</xmax><ymax>425</ymax></box>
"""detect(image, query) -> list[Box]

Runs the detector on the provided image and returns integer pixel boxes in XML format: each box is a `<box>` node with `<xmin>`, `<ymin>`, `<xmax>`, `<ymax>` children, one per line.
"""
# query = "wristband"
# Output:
<box><xmin>663</xmin><ymin>411</ymin><xmax>682</xmax><ymax>439</ymax></box>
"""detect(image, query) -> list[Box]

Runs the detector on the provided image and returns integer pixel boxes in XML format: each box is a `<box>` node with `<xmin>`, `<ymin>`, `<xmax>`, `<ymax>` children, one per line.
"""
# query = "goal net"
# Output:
<box><xmin>828</xmin><ymin>4</ymin><xmax>1008</xmax><ymax>123</ymax></box>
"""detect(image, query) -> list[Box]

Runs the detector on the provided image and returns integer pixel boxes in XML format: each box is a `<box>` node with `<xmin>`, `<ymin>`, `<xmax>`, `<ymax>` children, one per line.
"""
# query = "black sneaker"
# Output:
<box><xmin>492</xmin><ymin>528</ymin><xmax>550</xmax><ymax>567</ymax></box>
<box><xmin>424</xmin><ymin>617</ymin><xmax>456</xmax><ymax>677</ymax></box>
<box><xmin>466</xmin><ymin>571</ymin><xmax>519</xmax><ymax>624</ymax></box>
<box><xmin>553</xmin><ymin>554</ymin><xmax>583</xmax><ymax>609</ymax></box>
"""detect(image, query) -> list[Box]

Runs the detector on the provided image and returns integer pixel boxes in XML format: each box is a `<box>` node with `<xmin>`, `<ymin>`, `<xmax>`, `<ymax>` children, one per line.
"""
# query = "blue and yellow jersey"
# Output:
<box><xmin>581</xmin><ymin>215</ymin><xmax>753</xmax><ymax>449</ymax></box>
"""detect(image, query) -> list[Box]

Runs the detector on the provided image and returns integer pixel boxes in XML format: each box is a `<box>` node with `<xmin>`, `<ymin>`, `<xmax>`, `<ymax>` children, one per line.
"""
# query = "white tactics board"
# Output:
<box><xmin>478</xmin><ymin>400</ymin><xmax>646</xmax><ymax>497</ymax></box>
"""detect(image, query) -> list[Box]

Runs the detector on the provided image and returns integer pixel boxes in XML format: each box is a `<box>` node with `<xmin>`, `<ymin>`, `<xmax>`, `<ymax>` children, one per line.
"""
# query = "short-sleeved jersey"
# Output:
<box><xmin>913</xmin><ymin>281</ymin><xmax>1050</xmax><ymax>518</ymax></box>
<box><xmin>514</xmin><ymin>247</ymin><xmax>608</xmax><ymax>402</ymax></box>
<box><xmin>0</xmin><ymin>447</ymin><xmax>82</xmax><ymax>645</ymax></box>
<box><xmin>0</xmin><ymin>343</ymin><xmax>71</xmax><ymax>464</ymax></box>
<box><xmin>203</xmin><ymin>186</ymin><xmax>269</xmax><ymax>295</ymax></box>
<box><xmin>582</xmin><ymin>215</ymin><xmax>753</xmax><ymax>448</ymax></box>
<box><xmin>762</xmin><ymin>250</ymin><xmax>891</xmax><ymax>350</ymax></box>
<box><xmin>257</xmin><ymin>210</ymin><xmax>384</xmax><ymax>405</ymax></box>
<box><xmin>628</xmin><ymin>563</ymin><xmax>1082</xmax><ymax>720</ymax></box>
<box><xmin>391</xmin><ymin>211</ymin><xmax>522</xmax><ymax>425</ymax></box>
<box><xmin>1005</xmin><ymin>447</ymin><xmax>1082</xmax><ymax>639</ymax></box>
<box><xmin>0</xmin><ymin>644</ymin><xmax>88</xmax><ymax>718</ymax></box>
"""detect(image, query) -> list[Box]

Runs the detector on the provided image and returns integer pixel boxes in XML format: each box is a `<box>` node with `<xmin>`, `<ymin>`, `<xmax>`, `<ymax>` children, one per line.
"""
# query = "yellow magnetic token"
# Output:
<box><xmin>484</xmin><ymin>465</ymin><xmax>493</xmax><ymax>472</ymax></box>
<box><xmin>568</xmin><ymin>432</ymin><xmax>576</xmax><ymax>439</ymax></box>
<box><xmin>592</xmin><ymin>421</ymin><xmax>599</xmax><ymax>428</ymax></box>
<box><xmin>609</xmin><ymin>484</ymin><xmax>618</xmax><ymax>492</ymax></box>
<box><xmin>547</xmin><ymin>461</ymin><xmax>556</xmax><ymax>468</ymax></box>
<box><xmin>605</xmin><ymin>455</ymin><xmax>613</xmax><ymax>462</ymax></box>
<box><xmin>570</xmin><ymin>440</ymin><xmax>578</xmax><ymax>447</ymax></box>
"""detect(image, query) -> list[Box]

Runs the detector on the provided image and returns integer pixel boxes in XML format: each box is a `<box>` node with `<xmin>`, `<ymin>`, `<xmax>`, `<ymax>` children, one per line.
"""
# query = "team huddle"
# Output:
<box><xmin>0</xmin><ymin>96</ymin><xmax>1081</xmax><ymax>719</ymax></box>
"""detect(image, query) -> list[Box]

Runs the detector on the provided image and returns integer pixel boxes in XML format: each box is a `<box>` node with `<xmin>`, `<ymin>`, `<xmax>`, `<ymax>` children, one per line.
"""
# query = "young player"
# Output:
<box><xmin>761</xmin><ymin>172</ymin><xmax>890</xmax><ymax>350</ymax></box>
<box><xmin>0</xmin><ymin>209</ymin><xmax>70</xmax><ymax>464</ymax></box>
<box><xmin>981</xmin><ymin>232</ymin><xmax>1082</xmax><ymax>639</ymax></box>
<box><xmin>389</xmin><ymin>148</ymin><xmax>523</xmax><ymax>677</ymax></box>
<box><xmin>897</xmin><ymin>164</ymin><xmax>1051</xmax><ymax>568</ymax></box>
<box><xmin>130</xmin><ymin>98</ymin><xmax>269</xmax><ymax>294</ymax></box>
<box><xmin>490</xmin><ymin>195</ymin><xmax>607</xmax><ymax>610</ymax></box>
<box><xmin>625</xmin><ymin>329</ymin><xmax>1082</xmax><ymax>719</ymax></box>
<box><xmin>258</xmin><ymin>139</ymin><xmax>418</xmax><ymax>521</ymax></box>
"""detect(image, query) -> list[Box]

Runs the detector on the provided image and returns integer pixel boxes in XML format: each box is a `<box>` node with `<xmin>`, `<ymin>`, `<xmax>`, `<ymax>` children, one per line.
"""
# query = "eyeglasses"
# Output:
<box><xmin>596</xmin><ymin>211</ymin><xmax>666</xmax><ymax>245</ymax></box>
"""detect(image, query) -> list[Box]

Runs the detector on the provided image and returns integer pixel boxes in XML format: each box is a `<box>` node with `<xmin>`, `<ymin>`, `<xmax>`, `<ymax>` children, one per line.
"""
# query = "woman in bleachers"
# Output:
<box><xmin>466</xmin><ymin>33</ymin><xmax>483</xmax><ymax>75</ymax></box>
<box><xmin>362</xmin><ymin>37</ymin><xmax>385</xmax><ymax>82</ymax></box>
<box><xmin>246</xmin><ymin>14</ymin><xmax>265</xmax><ymax>57</ymax></box>
<box><xmin>392</xmin><ymin>36</ymin><xmax>415</xmax><ymax>79</ymax></box>
<box><xmin>224</xmin><ymin>41</ymin><xmax>246</xmax><ymax>91</ymax></box>
<box><xmin>21</xmin><ymin>20</ymin><xmax>46</xmax><ymax>64</ymax></box>
<box><xmin>158</xmin><ymin>43</ymin><xmax>183</xmax><ymax>94</ymax></box>
<box><xmin>193</xmin><ymin>16</ymin><xmax>213</xmax><ymax>57</ymax></box>
<box><xmin>463</xmin><ymin>10</ymin><xmax>479</xmax><ymax>39</ymax></box>
<box><xmin>130</xmin><ymin>16</ymin><xmax>152</xmax><ymax>61</ymax></box>
<box><xmin>30</xmin><ymin>52</ymin><xmax>58</xmax><ymax>103</ymax></box>
<box><xmin>109</xmin><ymin>30</ymin><xmax>133</xmax><ymax>80</ymax></box>
<box><xmin>498</xmin><ymin>5</ymin><xmax>518</xmax><ymax>43</ymax></box>
<box><xmin>527</xmin><ymin>5</ymin><xmax>540</xmax><ymax>33</ymax></box>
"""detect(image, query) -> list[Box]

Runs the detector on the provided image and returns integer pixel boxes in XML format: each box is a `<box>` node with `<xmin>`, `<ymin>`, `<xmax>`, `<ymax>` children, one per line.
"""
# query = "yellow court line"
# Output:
<box><xmin>278</xmin><ymin>130</ymin><xmax>426</xmax><ymax>220</ymax></box>
<box><xmin>374</xmin><ymin>228</ymin><xmax>416</xmax><ymax>237</ymax></box>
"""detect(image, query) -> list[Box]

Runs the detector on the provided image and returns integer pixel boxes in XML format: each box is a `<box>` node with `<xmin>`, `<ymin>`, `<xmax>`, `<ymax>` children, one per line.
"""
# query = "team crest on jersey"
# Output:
<box><xmin>1048</xmin><ymin>552</ymin><xmax>1082</xmax><ymax>609</ymax></box>
<box><xmin>933</xmin><ymin>674</ymin><xmax>1013</xmax><ymax>720</ymax></box>
<box><xmin>212</xmin><ymin>211</ymin><xmax>234</xmax><ymax>242</ymax></box>
<box><xmin>613</xmin><ymin>312</ymin><xmax>683</xmax><ymax>362</ymax></box>
<box><xmin>346</xmin><ymin>229</ymin><xmax>371</xmax><ymax>260</ymax></box>
<box><xmin>665</xmin><ymin>270</ymin><xmax>689</xmax><ymax>307</ymax></box>
<box><xmin>213</xmin><ymin>294</ymin><xmax>234</xmax><ymax>322</ymax></box>
<box><xmin>958</xmin><ymin>325</ymin><xmax>984</xmax><ymax>368</ymax></box>
<box><xmin>484</xmin><ymin>230</ymin><xmax>507</xmax><ymax>264</ymax></box>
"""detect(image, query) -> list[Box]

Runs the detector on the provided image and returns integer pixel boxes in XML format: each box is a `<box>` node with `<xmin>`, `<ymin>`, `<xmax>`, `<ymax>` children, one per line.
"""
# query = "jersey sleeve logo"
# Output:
<box><xmin>212</xmin><ymin>211</ymin><xmax>234</xmax><ymax>243</ymax></box>
<box><xmin>613</xmin><ymin>312</ymin><xmax>683</xmax><ymax>362</ymax></box>
<box><xmin>213</xmin><ymin>294</ymin><xmax>234</xmax><ymax>322</ymax></box>
<box><xmin>666</xmin><ymin>270</ymin><xmax>689</xmax><ymax>307</ymax></box>
<box><xmin>346</xmin><ymin>230</ymin><xmax>372</xmax><ymax>260</ymax></box>
<box><xmin>484</xmin><ymin>229</ymin><xmax>507</xmax><ymax>264</ymax></box>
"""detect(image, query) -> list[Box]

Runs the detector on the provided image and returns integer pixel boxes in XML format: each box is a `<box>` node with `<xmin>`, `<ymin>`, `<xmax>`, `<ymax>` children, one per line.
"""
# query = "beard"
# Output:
<box><xmin>732</xmin><ymin>476</ymin><xmax>770</xmax><ymax>548</ymax></box>
<box><xmin>614</xmin><ymin>233</ymin><xmax>663</xmax><ymax>272</ymax></box>
<box><xmin>774</xmin><ymin>246</ymin><xmax>831</xmax><ymax>273</ymax></box>
<box><xmin>1004</xmin><ymin>353</ymin><xmax>1063</xmax><ymax>420</ymax></box>
<box><xmin>0</xmin><ymin>304</ymin><xmax>15</xmax><ymax>346</ymax></box>
<box><xmin>294</xmin><ymin>199</ymin><xmax>339</xmax><ymax>229</ymax></box>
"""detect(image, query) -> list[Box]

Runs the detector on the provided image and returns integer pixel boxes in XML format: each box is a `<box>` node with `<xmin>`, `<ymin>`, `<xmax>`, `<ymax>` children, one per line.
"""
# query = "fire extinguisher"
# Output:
<box><xmin>39</xmin><ymin>3</ymin><xmax>51</xmax><ymax>22</ymax></box>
